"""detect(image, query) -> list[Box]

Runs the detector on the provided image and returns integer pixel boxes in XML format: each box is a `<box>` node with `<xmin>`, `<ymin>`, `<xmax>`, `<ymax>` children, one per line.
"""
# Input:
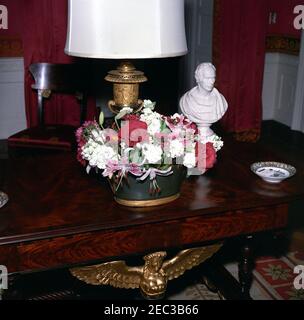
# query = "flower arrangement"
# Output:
<box><xmin>76</xmin><ymin>100</ymin><xmax>223</xmax><ymax>195</ymax></box>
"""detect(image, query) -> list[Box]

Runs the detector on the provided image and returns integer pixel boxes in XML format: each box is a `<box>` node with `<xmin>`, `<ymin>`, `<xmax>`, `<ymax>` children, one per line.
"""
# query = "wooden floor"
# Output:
<box><xmin>1</xmin><ymin>120</ymin><xmax>304</xmax><ymax>300</ymax></box>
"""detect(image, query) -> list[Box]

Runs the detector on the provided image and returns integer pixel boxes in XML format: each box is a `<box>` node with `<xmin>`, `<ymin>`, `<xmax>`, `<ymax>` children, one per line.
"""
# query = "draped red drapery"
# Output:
<box><xmin>21</xmin><ymin>0</ymin><xmax>96</xmax><ymax>128</ymax></box>
<box><xmin>213</xmin><ymin>0</ymin><xmax>268</xmax><ymax>142</ymax></box>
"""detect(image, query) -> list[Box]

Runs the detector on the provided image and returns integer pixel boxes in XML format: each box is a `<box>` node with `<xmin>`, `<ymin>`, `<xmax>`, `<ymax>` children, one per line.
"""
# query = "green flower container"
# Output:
<box><xmin>111</xmin><ymin>165</ymin><xmax>187</xmax><ymax>207</ymax></box>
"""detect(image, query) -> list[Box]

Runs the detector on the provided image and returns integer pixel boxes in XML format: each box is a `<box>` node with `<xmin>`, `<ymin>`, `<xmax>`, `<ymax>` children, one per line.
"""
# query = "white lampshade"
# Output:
<box><xmin>65</xmin><ymin>0</ymin><xmax>188</xmax><ymax>59</ymax></box>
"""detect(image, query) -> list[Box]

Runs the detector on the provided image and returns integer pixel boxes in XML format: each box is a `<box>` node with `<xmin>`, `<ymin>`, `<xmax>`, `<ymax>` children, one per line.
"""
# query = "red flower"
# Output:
<box><xmin>118</xmin><ymin>119</ymin><xmax>149</xmax><ymax>147</ymax></box>
<box><xmin>123</xmin><ymin>114</ymin><xmax>140</xmax><ymax>121</ymax></box>
<box><xmin>77</xmin><ymin>147</ymin><xmax>86</xmax><ymax>166</ymax></box>
<box><xmin>196</xmin><ymin>142</ymin><xmax>217</xmax><ymax>171</ymax></box>
<box><xmin>205</xmin><ymin>142</ymin><xmax>217</xmax><ymax>169</ymax></box>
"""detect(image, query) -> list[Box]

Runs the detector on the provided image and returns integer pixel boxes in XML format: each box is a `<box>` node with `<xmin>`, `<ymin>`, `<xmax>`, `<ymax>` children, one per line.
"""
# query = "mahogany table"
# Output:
<box><xmin>0</xmin><ymin>133</ymin><xmax>303</xmax><ymax>299</ymax></box>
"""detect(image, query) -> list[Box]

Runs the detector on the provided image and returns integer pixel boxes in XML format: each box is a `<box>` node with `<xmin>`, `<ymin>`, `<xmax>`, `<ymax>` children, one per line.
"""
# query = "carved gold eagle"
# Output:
<box><xmin>70</xmin><ymin>243</ymin><xmax>222</xmax><ymax>299</ymax></box>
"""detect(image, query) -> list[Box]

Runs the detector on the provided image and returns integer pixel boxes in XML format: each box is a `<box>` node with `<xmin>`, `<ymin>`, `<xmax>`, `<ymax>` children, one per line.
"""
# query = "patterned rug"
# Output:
<box><xmin>252</xmin><ymin>251</ymin><xmax>304</xmax><ymax>300</ymax></box>
<box><xmin>167</xmin><ymin>250</ymin><xmax>304</xmax><ymax>300</ymax></box>
<box><xmin>167</xmin><ymin>282</ymin><xmax>222</xmax><ymax>300</ymax></box>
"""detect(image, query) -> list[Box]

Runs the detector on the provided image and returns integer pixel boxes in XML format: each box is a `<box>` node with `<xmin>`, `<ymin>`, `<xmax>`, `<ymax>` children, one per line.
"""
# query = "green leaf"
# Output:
<box><xmin>159</xmin><ymin>120</ymin><xmax>165</xmax><ymax>132</ymax></box>
<box><xmin>159</xmin><ymin>163</ymin><xmax>171</xmax><ymax>171</ymax></box>
<box><xmin>130</xmin><ymin>149</ymin><xmax>142</xmax><ymax>164</ymax></box>
<box><xmin>99</xmin><ymin>111</ymin><xmax>104</xmax><ymax>127</ymax></box>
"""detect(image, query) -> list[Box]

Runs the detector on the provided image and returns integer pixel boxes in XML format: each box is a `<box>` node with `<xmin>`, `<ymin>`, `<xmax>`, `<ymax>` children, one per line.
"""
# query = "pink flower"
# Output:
<box><xmin>75</xmin><ymin>120</ymin><xmax>99</xmax><ymax>166</ymax></box>
<box><xmin>75</xmin><ymin>126</ymin><xmax>84</xmax><ymax>145</ymax></box>
<box><xmin>103</xmin><ymin>128</ymin><xmax>119</xmax><ymax>145</ymax></box>
<box><xmin>75</xmin><ymin>120</ymin><xmax>99</xmax><ymax>145</ymax></box>
<box><xmin>102</xmin><ymin>160</ymin><xmax>121</xmax><ymax>179</ymax></box>
<box><xmin>77</xmin><ymin>150</ymin><xmax>86</xmax><ymax>167</ymax></box>
<box><xmin>102</xmin><ymin>158</ymin><xmax>143</xmax><ymax>179</ymax></box>
<box><xmin>165</xmin><ymin>114</ymin><xmax>198</xmax><ymax>134</ymax></box>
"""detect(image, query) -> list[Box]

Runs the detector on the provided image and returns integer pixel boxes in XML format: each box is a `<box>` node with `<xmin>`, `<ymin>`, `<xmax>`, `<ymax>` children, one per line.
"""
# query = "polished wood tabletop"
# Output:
<box><xmin>0</xmin><ymin>131</ymin><xmax>303</xmax><ymax>274</ymax></box>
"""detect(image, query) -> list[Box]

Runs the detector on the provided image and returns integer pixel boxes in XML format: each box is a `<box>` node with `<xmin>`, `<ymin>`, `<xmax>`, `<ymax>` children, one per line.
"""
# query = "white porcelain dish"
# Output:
<box><xmin>251</xmin><ymin>162</ymin><xmax>296</xmax><ymax>184</ymax></box>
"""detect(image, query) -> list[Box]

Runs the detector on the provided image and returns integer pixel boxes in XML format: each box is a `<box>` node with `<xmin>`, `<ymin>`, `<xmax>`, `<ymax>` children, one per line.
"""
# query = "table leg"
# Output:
<box><xmin>238</xmin><ymin>236</ymin><xmax>254</xmax><ymax>299</ymax></box>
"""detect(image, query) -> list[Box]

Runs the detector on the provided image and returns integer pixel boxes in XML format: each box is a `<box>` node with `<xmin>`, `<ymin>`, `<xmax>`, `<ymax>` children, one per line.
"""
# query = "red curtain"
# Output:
<box><xmin>213</xmin><ymin>0</ymin><xmax>268</xmax><ymax>142</ymax></box>
<box><xmin>21</xmin><ymin>0</ymin><xmax>96</xmax><ymax>127</ymax></box>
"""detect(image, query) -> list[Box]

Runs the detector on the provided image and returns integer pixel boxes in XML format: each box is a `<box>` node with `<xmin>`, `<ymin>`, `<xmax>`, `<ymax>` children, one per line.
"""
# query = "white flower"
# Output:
<box><xmin>142</xmin><ymin>143</ymin><xmax>163</xmax><ymax>164</ymax></box>
<box><xmin>82</xmin><ymin>142</ymin><xmax>118</xmax><ymax>170</ymax></box>
<box><xmin>199</xmin><ymin>134</ymin><xmax>224</xmax><ymax>152</ymax></box>
<box><xmin>168</xmin><ymin>139</ymin><xmax>184</xmax><ymax>158</ymax></box>
<box><xmin>183</xmin><ymin>152</ymin><xmax>196</xmax><ymax>168</ymax></box>
<box><xmin>143</xmin><ymin>100</ymin><xmax>156</xmax><ymax>110</ymax></box>
<box><xmin>81</xmin><ymin>139</ymin><xmax>96</xmax><ymax>158</ymax></box>
<box><xmin>140</xmin><ymin>108</ymin><xmax>162</xmax><ymax>137</ymax></box>
<box><xmin>91</xmin><ymin>129</ymin><xmax>104</xmax><ymax>143</ymax></box>
<box><xmin>142</xmin><ymin>107</ymin><xmax>153</xmax><ymax>116</ymax></box>
<box><xmin>147</xmin><ymin>118</ymin><xmax>162</xmax><ymax>135</ymax></box>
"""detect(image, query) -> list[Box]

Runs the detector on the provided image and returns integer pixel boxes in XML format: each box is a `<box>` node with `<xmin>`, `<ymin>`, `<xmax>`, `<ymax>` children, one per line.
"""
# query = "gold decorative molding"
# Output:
<box><xmin>70</xmin><ymin>243</ymin><xmax>222</xmax><ymax>299</ymax></box>
<box><xmin>108</xmin><ymin>99</ymin><xmax>143</xmax><ymax>114</ymax></box>
<box><xmin>0</xmin><ymin>36</ymin><xmax>23</xmax><ymax>57</ymax></box>
<box><xmin>114</xmin><ymin>193</ymin><xmax>180</xmax><ymax>208</ymax></box>
<box><xmin>105</xmin><ymin>61</ymin><xmax>147</xmax><ymax>113</ymax></box>
<box><xmin>266</xmin><ymin>35</ymin><xmax>300</xmax><ymax>56</ymax></box>
<box><xmin>41</xmin><ymin>89</ymin><xmax>52</xmax><ymax>99</ymax></box>
<box><xmin>105</xmin><ymin>61</ymin><xmax>147</xmax><ymax>84</ymax></box>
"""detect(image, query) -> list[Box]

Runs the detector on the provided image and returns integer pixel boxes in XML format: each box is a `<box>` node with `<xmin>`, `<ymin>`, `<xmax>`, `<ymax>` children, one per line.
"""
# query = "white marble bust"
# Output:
<box><xmin>180</xmin><ymin>63</ymin><xmax>228</xmax><ymax>137</ymax></box>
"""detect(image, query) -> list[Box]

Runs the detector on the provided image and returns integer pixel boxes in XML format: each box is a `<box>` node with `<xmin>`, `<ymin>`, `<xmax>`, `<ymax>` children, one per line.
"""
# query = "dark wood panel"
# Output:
<box><xmin>0</xmin><ymin>204</ymin><xmax>288</xmax><ymax>274</ymax></box>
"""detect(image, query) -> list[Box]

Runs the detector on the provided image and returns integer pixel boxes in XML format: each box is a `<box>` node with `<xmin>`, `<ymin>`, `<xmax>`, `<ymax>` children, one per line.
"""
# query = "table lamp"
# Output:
<box><xmin>65</xmin><ymin>0</ymin><xmax>188</xmax><ymax>114</ymax></box>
